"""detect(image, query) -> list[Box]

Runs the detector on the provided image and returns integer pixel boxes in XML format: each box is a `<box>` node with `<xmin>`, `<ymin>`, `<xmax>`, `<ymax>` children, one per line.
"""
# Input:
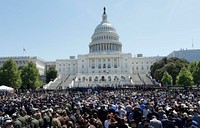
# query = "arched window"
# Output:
<box><xmin>82</xmin><ymin>77</ymin><xmax>86</xmax><ymax>81</ymax></box>
<box><xmin>89</xmin><ymin>77</ymin><xmax>92</xmax><ymax>81</ymax></box>
<box><xmin>94</xmin><ymin>76</ymin><xmax>98</xmax><ymax>81</ymax></box>
<box><xmin>114</xmin><ymin>76</ymin><xmax>118</xmax><ymax>81</ymax></box>
<box><xmin>108</xmin><ymin>76</ymin><xmax>111</xmax><ymax>81</ymax></box>
<box><xmin>121</xmin><ymin>76</ymin><xmax>125</xmax><ymax>80</ymax></box>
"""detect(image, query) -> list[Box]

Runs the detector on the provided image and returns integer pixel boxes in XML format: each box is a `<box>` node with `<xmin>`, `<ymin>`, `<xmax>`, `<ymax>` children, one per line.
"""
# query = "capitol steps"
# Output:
<box><xmin>139</xmin><ymin>74</ymin><xmax>154</xmax><ymax>85</ymax></box>
<box><xmin>57</xmin><ymin>75</ymin><xmax>77</xmax><ymax>89</ymax></box>
<box><xmin>132</xmin><ymin>74</ymin><xmax>144</xmax><ymax>85</ymax></box>
<box><xmin>43</xmin><ymin>75</ymin><xmax>70</xmax><ymax>90</ymax></box>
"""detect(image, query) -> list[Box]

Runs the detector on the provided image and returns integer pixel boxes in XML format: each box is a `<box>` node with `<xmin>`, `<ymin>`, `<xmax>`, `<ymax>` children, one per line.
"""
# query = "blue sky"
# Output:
<box><xmin>0</xmin><ymin>0</ymin><xmax>200</xmax><ymax>61</ymax></box>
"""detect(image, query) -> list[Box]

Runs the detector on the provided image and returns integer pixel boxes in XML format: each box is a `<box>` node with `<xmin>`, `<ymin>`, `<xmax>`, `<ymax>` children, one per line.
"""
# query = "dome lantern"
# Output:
<box><xmin>102</xmin><ymin>7</ymin><xmax>108</xmax><ymax>23</ymax></box>
<box><xmin>89</xmin><ymin>7</ymin><xmax>122</xmax><ymax>53</ymax></box>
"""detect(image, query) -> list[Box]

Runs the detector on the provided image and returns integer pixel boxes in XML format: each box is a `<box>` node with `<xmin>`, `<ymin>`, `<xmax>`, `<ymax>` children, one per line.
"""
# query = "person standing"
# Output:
<box><xmin>150</xmin><ymin>115</ymin><xmax>163</xmax><ymax>128</ymax></box>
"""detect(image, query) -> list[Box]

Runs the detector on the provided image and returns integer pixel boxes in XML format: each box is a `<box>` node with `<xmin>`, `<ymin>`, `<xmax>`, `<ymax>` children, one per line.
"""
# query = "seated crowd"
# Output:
<box><xmin>0</xmin><ymin>89</ymin><xmax>200</xmax><ymax>128</ymax></box>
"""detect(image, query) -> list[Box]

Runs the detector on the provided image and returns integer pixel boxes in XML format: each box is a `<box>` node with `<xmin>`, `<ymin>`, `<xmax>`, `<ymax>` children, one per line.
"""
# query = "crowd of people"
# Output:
<box><xmin>0</xmin><ymin>88</ymin><xmax>200</xmax><ymax>128</ymax></box>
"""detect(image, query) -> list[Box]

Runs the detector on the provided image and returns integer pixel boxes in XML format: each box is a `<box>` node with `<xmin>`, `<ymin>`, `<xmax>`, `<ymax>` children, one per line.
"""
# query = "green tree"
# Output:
<box><xmin>150</xmin><ymin>60</ymin><xmax>165</xmax><ymax>78</ymax></box>
<box><xmin>192</xmin><ymin>61</ymin><xmax>200</xmax><ymax>85</ymax></box>
<box><xmin>161</xmin><ymin>71</ymin><xmax>173</xmax><ymax>86</ymax></box>
<box><xmin>0</xmin><ymin>58</ymin><xmax>21</xmax><ymax>88</ymax></box>
<box><xmin>46</xmin><ymin>67</ymin><xmax>57</xmax><ymax>83</ymax></box>
<box><xmin>21</xmin><ymin>61</ymin><xmax>41</xmax><ymax>89</ymax></box>
<box><xmin>188</xmin><ymin>61</ymin><xmax>198</xmax><ymax>74</ymax></box>
<box><xmin>176</xmin><ymin>67</ymin><xmax>194</xmax><ymax>87</ymax></box>
<box><xmin>150</xmin><ymin>57</ymin><xmax>189</xmax><ymax>84</ymax></box>
<box><xmin>154</xmin><ymin>68</ymin><xmax>165</xmax><ymax>83</ymax></box>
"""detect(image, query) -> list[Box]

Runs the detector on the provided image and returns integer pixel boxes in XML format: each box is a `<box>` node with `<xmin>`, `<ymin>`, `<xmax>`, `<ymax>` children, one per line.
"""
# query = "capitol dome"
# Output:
<box><xmin>89</xmin><ymin>7</ymin><xmax>122</xmax><ymax>53</ymax></box>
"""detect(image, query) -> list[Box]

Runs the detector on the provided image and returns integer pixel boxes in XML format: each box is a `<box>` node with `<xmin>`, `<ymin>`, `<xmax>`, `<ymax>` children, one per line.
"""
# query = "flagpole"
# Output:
<box><xmin>192</xmin><ymin>37</ymin><xmax>194</xmax><ymax>49</ymax></box>
<box><xmin>22</xmin><ymin>48</ymin><xmax>26</xmax><ymax>56</ymax></box>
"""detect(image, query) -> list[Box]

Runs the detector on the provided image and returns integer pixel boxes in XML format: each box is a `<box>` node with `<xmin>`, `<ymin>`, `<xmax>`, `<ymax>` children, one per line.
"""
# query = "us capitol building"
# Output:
<box><xmin>1</xmin><ymin>8</ymin><xmax>199</xmax><ymax>89</ymax></box>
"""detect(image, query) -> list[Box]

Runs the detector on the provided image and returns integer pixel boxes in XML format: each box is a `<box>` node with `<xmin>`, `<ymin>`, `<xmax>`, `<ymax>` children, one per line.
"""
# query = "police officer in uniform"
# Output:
<box><xmin>12</xmin><ymin>113</ymin><xmax>22</xmax><ymax>128</ymax></box>
<box><xmin>30</xmin><ymin>116</ymin><xmax>40</xmax><ymax>128</ymax></box>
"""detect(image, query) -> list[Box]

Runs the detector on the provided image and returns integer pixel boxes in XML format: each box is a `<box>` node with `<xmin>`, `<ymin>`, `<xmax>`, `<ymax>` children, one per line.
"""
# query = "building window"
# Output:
<box><xmin>98</xmin><ymin>64</ymin><xmax>101</xmax><ymax>69</ymax></box>
<box><xmin>108</xmin><ymin>64</ymin><xmax>111</xmax><ymax>68</ymax></box>
<box><xmin>114</xmin><ymin>64</ymin><xmax>117</xmax><ymax>68</ymax></box>
<box><xmin>108</xmin><ymin>76</ymin><xmax>111</xmax><ymax>81</ymax></box>
<box><xmin>114</xmin><ymin>76</ymin><xmax>118</xmax><ymax>81</ymax></box>
<box><xmin>103</xmin><ymin>64</ymin><xmax>106</xmax><ymax>68</ymax></box>
<box><xmin>82</xmin><ymin>60</ymin><xmax>84</xmax><ymax>62</ymax></box>
<box><xmin>82</xmin><ymin>65</ymin><xmax>84</xmax><ymax>68</ymax></box>
<box><xmin>94</xmin><ymin>76</ymin><xmax>98</xmax><ymax>81</ymax></box>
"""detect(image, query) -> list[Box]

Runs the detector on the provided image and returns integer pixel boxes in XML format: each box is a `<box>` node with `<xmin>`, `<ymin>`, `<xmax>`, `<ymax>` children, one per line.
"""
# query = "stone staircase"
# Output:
<box><xmin>139</xmin><ymin>74</ymin><xmax>154</xmax><ymax>85</ymax></box>
<box><xmin>131</xmin><ymin>74</ymin><xmax>144</xmax><ymax>85</ymax></box>
<box><xmin>43</xmin><ymin>75</ymin><xmax>70</xmax><ymax>90</ymax></box>
<box><xmin>57</xmin><ymin>75</ymin><xmax>77</xmax><ymax>89</ymax></box>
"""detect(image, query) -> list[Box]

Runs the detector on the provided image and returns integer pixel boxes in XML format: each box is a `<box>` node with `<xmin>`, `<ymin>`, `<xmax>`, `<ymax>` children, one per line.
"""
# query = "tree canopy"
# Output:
<box><xmin>0</xmin><ymin>58</ymin><xmax>21</xmax><ymax>88</ymax></box>
<box><xmin>21</xmin><ymin>61</ymin><xmax>42</xmax><ymax>89</ymax></box>
<box><xmin>46</xmin><ymin>67</ymin><xmax>57</xmax><ymax>83</ymax></box>
<box><xmin>176</xmin><ymin>67</ymin><xmax>194</xmax><ymax>87</ymax></box>
<box><xmin>161</xmin><ymin>71</ymin><xmax>173</xmax><ymax>86</ymax></box>
<box><xmin>191</xmin><ymin>61</ymin><xmax>200</xmax><ymax>85</ymax></box>
<box><xmin>150</xmin><ymin>57</ymin><xmax>189</xmax><ymax>84</ymax></box>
